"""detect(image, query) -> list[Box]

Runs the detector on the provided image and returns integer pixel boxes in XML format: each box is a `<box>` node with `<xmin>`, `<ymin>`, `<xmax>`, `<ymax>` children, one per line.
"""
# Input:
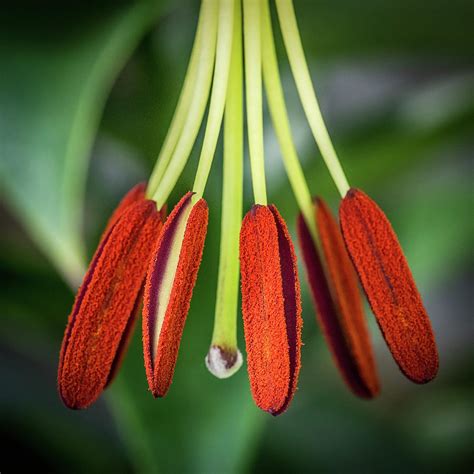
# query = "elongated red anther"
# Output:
<box><xmin>93</xmin><ymin>183</ymin><xmax>165</xmax><ymax>389</ymax></box>
<box><xmin>143</xmin><ymin>192</ymin><xmax>208</xmax><ymax>397</ymax></box>
<box><xmin>297</xmin><ymin>215</ymin><xmax>378</xmax><ymax>398</ymax></box>
<box><xmin>57</xmin><ymin>183</ymin><xmax>148</xmax><ymax>397</ymax></box>
<box><xmin>240</xmin><ymin>205</ymin><xmax>302</xmax><ymax>415</ymax></box>
<box><xmin>339</xmin><ymin>188</ymin><xmax>439</xmax><ymax>383</ymax></box>
<box><xmin>315</xmin><ymin>198</ymin><xmax>379</xmax><ymax>397</ymax></box>
<box><xmin>58</xmin><ymin>198</ymin><xmax>163</xmax><ymax>409</ymax></box>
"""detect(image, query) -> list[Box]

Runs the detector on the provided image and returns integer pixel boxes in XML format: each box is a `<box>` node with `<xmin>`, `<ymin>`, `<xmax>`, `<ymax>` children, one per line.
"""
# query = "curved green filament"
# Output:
<box><xmin>152</xmin><ymin>0</ymin><xmax>218</xmax><ymax>209</ymax></box>
<box><xmin>146</xmin><ymin>3</ymin><xmax>205</xmax><ymax>197</ymax></box>
<box><xmin>211</xmin><ymin>0</ymin><xmax>242</xmax><ymax>351</ymax></box>
<box><xmin>261</xmin><ymin>0</ymin><xmax>317</xmax><ymax>242</ymax></box>
<box><xmin>243</xmin><ymin>0</ymin><xmax>267</xmax><ymax>205</ymax></box>
<box><xmin>193</xmin><ymin>0</ymin><xmax>235</xmax><ymax>200</ymax></box>
<box><xmin>275</xmin><ymin>0</ymin><xmax>350</xmax><ymax>198</ymax></box>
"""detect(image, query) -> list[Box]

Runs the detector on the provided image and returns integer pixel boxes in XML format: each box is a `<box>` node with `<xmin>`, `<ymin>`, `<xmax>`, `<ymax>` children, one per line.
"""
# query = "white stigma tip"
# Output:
<box><xmin>205</xmin><ymin>346</ymin><xmax>243</xmax><ymax>379</ymax></box>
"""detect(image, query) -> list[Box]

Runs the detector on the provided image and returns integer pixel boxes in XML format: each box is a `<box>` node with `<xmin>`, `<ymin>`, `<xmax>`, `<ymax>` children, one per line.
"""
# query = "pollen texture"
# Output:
<box><xmin>240</xmin><ymin>205</ymin><xmax>301</xmax><ymax>415</ymax></box>
<box><xmin>58</xmin><ymin>199</ymin><xmax>162</xmax><ymax>409</ymax></box>
<box><xmin>340</xmin><ymin>188</ymin><xmax>439</xmax><ymax>383</ymax></box>
<box><xmin>316</xmin><ymin>198</ymin><xmax>379</xmax><ymax>397</ymax></box>
<box><xmin>269</xmin><ymin>205</ymin><xmax>302</xmax><ymax>415</ymax></box>
<box><xmin>143</xmin><ymin>193</ymin><xmax>209</xmax><ymax>397</ymax></box>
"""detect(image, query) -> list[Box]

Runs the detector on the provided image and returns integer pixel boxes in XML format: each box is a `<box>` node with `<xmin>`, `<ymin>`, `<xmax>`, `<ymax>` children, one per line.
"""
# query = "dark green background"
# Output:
<box><xmin>1</xmin><ymin>1</ymin><xmax>473</xmax><ymax>472</ymax></box>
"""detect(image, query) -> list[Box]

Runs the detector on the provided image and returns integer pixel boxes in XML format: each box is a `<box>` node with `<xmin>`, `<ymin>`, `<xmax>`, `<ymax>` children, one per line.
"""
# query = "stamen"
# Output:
<box><xmin>275</xmin><ymin>0</ymin><xmax>350</xmax><ymax>198</ymax></box>
<box><xmin>58</xmin><ymin>199</ymin><xmax>163</xmax><ymax>409</ymax></box>
<box><xmin>339</xmin><ymin>189</ymin><xmax>439</xmax><ymax>383</ymax></box>
<box><xmin>143</xmin><ymin>192</ymin><xmax>208</xmax><ymax>397</ymax></box>
<box><xmin>315</xmin><ymin>198</ymin><xmax>379</xmax><ymax>397</ymax></box>
<box><xmin>206</xmin><ymin>0</ymin><xmax>243</xmax><ymax>379</ymax></box>
<box><xmin>240</xmin><ymin>205</ymin><xmax>302</xmax><ymax>415</ymax></box>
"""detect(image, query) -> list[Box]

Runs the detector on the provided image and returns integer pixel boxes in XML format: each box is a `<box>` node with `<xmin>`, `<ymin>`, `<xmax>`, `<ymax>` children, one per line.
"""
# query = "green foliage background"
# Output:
<box><xmin>1</xmin><ymin>1</ymin><xmax>473</xmax><ymax>472</ymax></box>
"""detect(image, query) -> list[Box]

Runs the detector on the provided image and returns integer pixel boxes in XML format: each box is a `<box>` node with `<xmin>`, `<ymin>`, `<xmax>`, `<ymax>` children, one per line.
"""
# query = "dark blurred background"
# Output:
<box><xmin>1</xmin><ymin>1</ymin><xmax>473</xmax><ymax>472</ymax></box>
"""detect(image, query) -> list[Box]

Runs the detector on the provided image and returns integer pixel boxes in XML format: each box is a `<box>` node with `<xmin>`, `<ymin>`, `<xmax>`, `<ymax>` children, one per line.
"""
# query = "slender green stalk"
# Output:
<box><xmin>243</xmin><ymin>0</ymin><xmax>267</xmax><ymax>205</ymax></box>
<box><xmin>146</xmin><ymin>2</ymin><xmax>205</xmax><ymax>197</ymax></box>
<box><xmin>212</xmin><ymin>0</ymin><xmax>242</xmax><ymax>352</ymax></box>
<box><xmin>275</xmin><ymin>0</ymin><xmax>350</xmax><ymax>198</ymax></box>
<box><xmin>152</xmin><ymin>0</ymin><xmax>218</xmax><ymax>209</ymax></box>
<box><xmin>261</xmin><ymin>0</ymin><xmax>317</xmax><ymax>242</ymax></box>
<box><xmin>193</xmin><ymin>0</ymin><xmax>235</xmax><ymax>200</ymax></box>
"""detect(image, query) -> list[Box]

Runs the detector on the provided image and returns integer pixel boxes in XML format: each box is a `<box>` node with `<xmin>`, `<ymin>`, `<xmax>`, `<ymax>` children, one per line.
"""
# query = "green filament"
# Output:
<box><xmin>193</xmin><ymin>0</ymin><xmax>235</xmax><ymax>200</ymax></box>
<box><xmin>261</xmin><ymin>0</ymin><xmax>317</xmax><ymax>242</ymax></box>
<box><xmin>146</xmin><ymin>3</ymin><xmax>205</xmax><ymax>197</ymax></box>
<box><xmin>152</xmin><ymin>0</ymin><xmax>218</xmax><ymax>209</ymax></box>
<box><xmin>275</xmin><ymin>0</ymin><xmax>350</xmax><ymax>198</ymax></box>
<box><xmin>243</xmin><ymin>0</ymin><xmax>267</xmax><ymax>205</ymax></box>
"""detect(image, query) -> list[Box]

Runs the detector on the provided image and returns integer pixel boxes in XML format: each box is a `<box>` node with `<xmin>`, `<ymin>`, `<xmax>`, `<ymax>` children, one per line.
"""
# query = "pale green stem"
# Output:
<box><xmin>275</xmin><ymin>0</ymin><xmax>350</xmax><ymax>198</ymax></box>
<box><xmin>152</xmin><ymin>0</ymin><xmax>218</xmax><ymax>209</ymax></box>
<box><xmin>193</xmin><ymin>0</ymin><xmax>235</xmax><ymax>200</ymax></box>
<box><xmin>261</xmin><ymin>0</ymin><xmax>317</xmax><ymax>242</ymax></box>
<box><xmin>243</xmin><ymin>0</ymin><xmax>267</xmax><ymax>205</ymax></box>
<box><xmin>146</xmin><ymin>2</ymin><xmax>205</xmax><ymax>197</ymax></box>
<box><xmin>211</xmin><ymin>0</ymin><xmax>242</xmax><ymax>350</ymax></box>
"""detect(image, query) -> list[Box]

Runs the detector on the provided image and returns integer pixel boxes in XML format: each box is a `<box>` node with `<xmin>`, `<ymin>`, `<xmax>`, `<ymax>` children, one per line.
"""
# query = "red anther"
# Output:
<box><xmin>240</xmin><ymin>205</ymin><xmax>302</xmax><ymax>415</ymax></box>
<box><xmin>340</xmin><ymin>188</ymin><xmax>438</xmax><ymax>383</ymax></box>
<box><xmin>58</xmin><ymin>198</ymin><xmax>163</xmax><ymax>409</ymax></box>
<box><xmin>143</xmin><ymin>193</ymin><xmax>209</xmax><ymax>397</ymax></box>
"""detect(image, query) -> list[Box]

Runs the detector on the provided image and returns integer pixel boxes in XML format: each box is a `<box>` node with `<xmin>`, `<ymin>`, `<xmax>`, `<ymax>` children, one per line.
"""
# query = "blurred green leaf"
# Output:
<box><xmin>0</xmin><ymin>2</ymin><xmax>161</xmax><ymax>286</ymax></box>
